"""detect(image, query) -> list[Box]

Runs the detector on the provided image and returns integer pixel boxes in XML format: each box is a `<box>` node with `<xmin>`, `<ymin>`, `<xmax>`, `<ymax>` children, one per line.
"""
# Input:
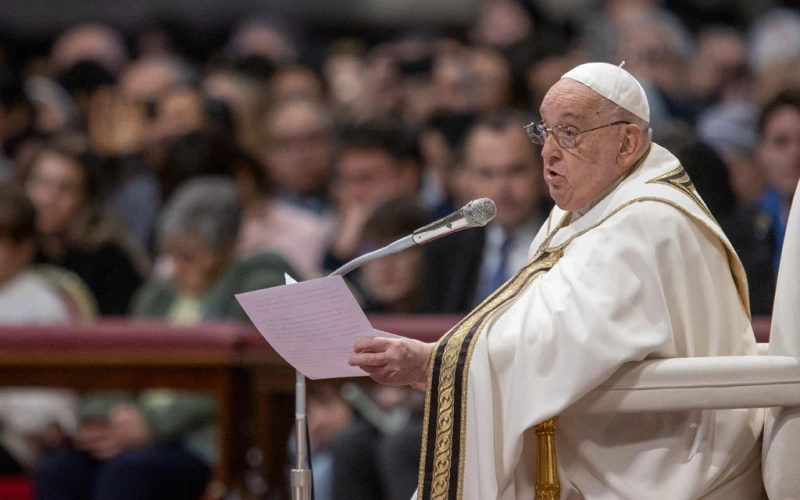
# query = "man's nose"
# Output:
<box><xmin>540</xmin><ymin>133</ymin><xmax>561</xmax><ymax>162</ymax></box>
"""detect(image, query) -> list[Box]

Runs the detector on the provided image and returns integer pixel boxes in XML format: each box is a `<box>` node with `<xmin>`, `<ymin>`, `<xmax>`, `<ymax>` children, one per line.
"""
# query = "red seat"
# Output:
<box><xmin>0</xmin><ymin>477</ymin><xmax>33</xmax><ymax>500</ymax></box>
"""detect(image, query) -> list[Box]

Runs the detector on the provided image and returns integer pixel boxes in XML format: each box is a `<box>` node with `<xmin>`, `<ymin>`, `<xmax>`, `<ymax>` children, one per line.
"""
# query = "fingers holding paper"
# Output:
<box><xmin>349</xmin><ymin>337</ymin><xmax>434</xmax><ymax>389</ymax></box>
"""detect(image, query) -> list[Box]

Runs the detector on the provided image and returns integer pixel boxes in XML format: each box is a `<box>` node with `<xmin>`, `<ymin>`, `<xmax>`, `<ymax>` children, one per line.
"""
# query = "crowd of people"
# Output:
<box><xmin>0</xmin><ymin>0</ymin><xmax>798</xmax><ymax>498</ymax></box>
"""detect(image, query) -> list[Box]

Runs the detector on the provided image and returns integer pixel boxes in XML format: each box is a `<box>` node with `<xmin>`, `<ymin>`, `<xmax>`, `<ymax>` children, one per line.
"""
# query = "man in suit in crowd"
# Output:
<box><xmin>423</xmin><ymin>112</ymin><xmax>549</xmax><ymax>313</ymax></box>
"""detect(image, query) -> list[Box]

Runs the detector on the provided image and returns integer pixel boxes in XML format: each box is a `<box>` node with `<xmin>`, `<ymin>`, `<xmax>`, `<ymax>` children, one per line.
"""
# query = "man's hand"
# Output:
<box><xmin>349</xmin><ymin>337</ymin><xmax>434</xmax><ymax>389</ymax></box>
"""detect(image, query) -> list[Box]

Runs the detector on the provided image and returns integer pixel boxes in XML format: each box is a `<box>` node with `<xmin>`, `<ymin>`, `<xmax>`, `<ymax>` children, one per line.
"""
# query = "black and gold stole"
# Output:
<box><xmin>417</xmin><ymin>228</ymin><xmax>567</xmax><ymax>500</ymax></box>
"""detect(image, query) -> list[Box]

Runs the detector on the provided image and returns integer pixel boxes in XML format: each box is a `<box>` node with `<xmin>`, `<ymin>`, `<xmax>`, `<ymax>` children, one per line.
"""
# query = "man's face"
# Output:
<box><xmin>539</xmin><ymin>79</ymin><xmax>626</xmax><ymax>211</ymax></box>
<box><xmin>758</xmin><ymin>105</ymin><xmax>800</xmax><ymax>199</ymax></box>
<box><xmin>263</xmin><ymin>101</ymin><xmax>334</xmax><ymax>196</ymax></box>
<box><xmin>335</xmin><ymin>148</ymin><xmax>415</xmax><ymax>211</ymax></box>
<box><xmin>465</xmin><ymin>126</ymin><xmax>541</xmax><ymax>229</ymax></box>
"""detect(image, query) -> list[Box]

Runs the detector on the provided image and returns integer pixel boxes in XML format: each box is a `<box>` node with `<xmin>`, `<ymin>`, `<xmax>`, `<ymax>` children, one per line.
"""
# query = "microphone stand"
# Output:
<box><xmin>291</xmin><ymin>235</ymin><xmax>415</xmax><ymax>500</ymax></box>
<box><xmin>290</xmin><ymin>198</ymin><xmax>495</xmax><ymax>500</ymax></box>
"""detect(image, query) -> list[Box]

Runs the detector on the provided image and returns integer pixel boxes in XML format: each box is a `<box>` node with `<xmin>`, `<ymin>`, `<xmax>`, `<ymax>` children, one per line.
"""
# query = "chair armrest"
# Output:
<box><xmin>564</xmin><ymin>355</ymin><xmax>800</xmax><ymax>415</ymax></box>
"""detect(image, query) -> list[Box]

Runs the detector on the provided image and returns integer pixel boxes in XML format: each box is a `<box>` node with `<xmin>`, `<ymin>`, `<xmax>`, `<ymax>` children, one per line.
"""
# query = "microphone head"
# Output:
<box><xmin>464</xmin><ymin>198</ymin><xmax>497</xmax><ymax>227</ymax></box>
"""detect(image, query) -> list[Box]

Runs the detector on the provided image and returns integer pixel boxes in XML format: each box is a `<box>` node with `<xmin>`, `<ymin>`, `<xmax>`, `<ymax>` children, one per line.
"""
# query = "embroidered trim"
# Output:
<box><xmin>646</xmin><ymin>165</ymin><xmax>718</xmax><ymax>223</ymax></box>
<box><xmin>418</xmin><ymin>216</ymin><xmax>570</xmax><ymax>500</ymax></box>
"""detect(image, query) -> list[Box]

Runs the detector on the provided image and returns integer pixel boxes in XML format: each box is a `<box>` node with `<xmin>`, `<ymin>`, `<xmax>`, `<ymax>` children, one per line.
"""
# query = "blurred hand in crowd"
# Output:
<box><xmin>76</xmin><ymin>405</ymin><xmax>150</xmax><ymax>460</ymax></box>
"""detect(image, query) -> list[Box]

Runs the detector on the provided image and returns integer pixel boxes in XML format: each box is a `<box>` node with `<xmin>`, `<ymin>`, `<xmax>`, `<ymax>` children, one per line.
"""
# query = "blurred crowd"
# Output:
<box><xmin>0</xmin><ymin>0</ymin><xmax>799</xmax><ymax>498</ymax></box>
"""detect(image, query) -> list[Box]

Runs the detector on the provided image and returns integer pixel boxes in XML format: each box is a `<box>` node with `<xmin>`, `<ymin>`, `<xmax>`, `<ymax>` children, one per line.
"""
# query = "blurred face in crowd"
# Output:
<box><xmin>263</xmin><ymin>100</ymin><xmax>334</xmax><ymax>196</ymax></box>
<box><xmin>165</xmin><ymin>235</ymin><xmax>231</xmax><ymax>296</ymax></box>
<box><xmin>227</xmin><ymin>22</ymin><xmax>296</xmax><ymax>65</ymax></box>
<box><xmin>121</xmin><ymin>59</ymin><xmax>184</xmax><ymax>103</ymax></box>
<box><xmin>334</xmin><ymin>148</ymin><xmax>417</xmax><ymax>211</ymax></box>
<box><xmin>617</xmin><ymin>21</ymin><xmax>687</xmax><ymax>97</ymax></box>
<box><xmin>157</xmin><ymin>87</ymin><xmax>206</xmax><ymax>139</ymax></box>
<box><xmin>605</xmin><ymin>0</ymin><xmax>658</xmax><ymax>23</ymax></box>
<box><xmin>471</xmin><ymin>0</ymin><xmax>533</xmax><ymax>49</ymax></box>
<box><xmin>363</xmin><ymin>243</ymin><xmax>422</xmax><ymax>311</ymax></box>
<box><xmin>271</xmin><ymin>65</ymin><xmax>325</xmax><ymax>101</ymax></box>
<box><xmin>432</xmin><ymin>56</ymin><xmax>475</xmax><ymax>115</ymax></box>
<box><xmin>472</xmin><ymin>49</ymin><xmax>512</xmax><ymax>114</ymax></box>
<box><xmin>539</xmin><ymin>79</ymin><xmax>646</xmax><ymax>211</ymax></box>
<box><xmin>691</xmin><ymin>30</ymin><xmax>746</xmax><ymax>101</ymax></box>
<box><xmin>465</xmin><ymin>125</ymin><xmax>541</xmax><ymax>230</ymax></box>
<box><xmin>758</xmin><ymin>105</ymin><xmax>800</xmax><ymax>199</ymax></box>
<box><xmin>25</xmin><ymin>151</ymin><xmax>86</xmax><ymax>237</ymax></box>
<box><xmin>50</xmin><ymin>23</ymin><xmax>128</xmax><ymax>75</ymax></box>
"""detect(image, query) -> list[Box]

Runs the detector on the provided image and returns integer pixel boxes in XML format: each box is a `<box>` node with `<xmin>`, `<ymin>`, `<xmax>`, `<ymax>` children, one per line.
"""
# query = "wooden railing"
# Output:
<box><xmin>0</xmin><ymin>315</ymin><xmax>770</xmax><ymax>497</ymax></box>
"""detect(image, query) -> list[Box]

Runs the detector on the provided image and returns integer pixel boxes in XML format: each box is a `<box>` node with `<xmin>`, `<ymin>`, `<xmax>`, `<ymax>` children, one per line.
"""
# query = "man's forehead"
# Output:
<box><xmin>539</xmin><ymin>79</ymin><xmax>600</xmax><ymax>122</ymax></box>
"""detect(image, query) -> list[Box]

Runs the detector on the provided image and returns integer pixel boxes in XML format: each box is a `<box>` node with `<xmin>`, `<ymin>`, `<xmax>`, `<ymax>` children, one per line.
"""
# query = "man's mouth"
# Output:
<box><xmin>545</xmin><ymin>168</ymin><xmax>561</xmax><ymax>180</ymax></box>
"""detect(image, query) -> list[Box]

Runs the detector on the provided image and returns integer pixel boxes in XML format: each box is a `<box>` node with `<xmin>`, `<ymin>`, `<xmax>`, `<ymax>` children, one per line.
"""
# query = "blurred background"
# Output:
<box><xmin>0</xmin><ymin>0</ymin><xmax>798</xmax><ymax>498</ymax></box>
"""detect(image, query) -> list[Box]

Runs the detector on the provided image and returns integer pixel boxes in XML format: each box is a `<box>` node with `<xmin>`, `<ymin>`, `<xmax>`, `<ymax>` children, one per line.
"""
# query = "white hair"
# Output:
<box><xmin>159</xmin><ymin>177</ymin><xmax>242</xmax><ymax>252</ymax></box>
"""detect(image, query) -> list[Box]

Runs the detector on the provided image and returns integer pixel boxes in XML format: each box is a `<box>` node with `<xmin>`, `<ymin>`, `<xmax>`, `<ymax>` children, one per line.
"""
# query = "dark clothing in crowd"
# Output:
<box><xmin>672</xmin><ymin>140</ymin><xmax>777</xmax><ymax>315</ymax></box>
<box><xmin>106</xmin><ymin>154</ymin><xmax>160</xmax><ymax>251</ymax></box>
<box><xmin>759</xmin><ymin>188</ymin><xmax>790</xmax><ymax>275</ymax></box>
<box><xmin>35</xmin><ymin>241</ymin><xmax>143</xmax><ymax>316</ymax></box>
<box><xmin>720</xmin><ymin>207</ymin><xmax>776</xmax><ymax>316</ymax></box>
<box><xmin>0</xmin><ymin>445</ymin><xmax>24</xmax><ymax>476</ymax></box>
<box><xmin>35</xmin><ymin>444</ymin><xmax>210</xmax><ymax>500</ymax></box>
<box><xmin>330</xmin><ymin>417</ymin><xmax>423</xmax><ymax>500</ymax></box>
<box><xmin>422</xmin><ymin>226</ymin><xmax>486</xmax><ymax>313</ymax></box>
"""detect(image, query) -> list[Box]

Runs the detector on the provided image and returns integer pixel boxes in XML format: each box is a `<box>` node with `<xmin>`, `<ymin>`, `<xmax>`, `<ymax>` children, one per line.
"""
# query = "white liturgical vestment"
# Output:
<box><xmin>414</xmin><ymin>144</ymin><xmax>764</xmax><ymax>500</ymax></box>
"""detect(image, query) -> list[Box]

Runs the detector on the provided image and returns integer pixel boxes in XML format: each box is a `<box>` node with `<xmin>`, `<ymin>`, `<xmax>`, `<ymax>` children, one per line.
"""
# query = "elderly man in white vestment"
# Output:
<box><xmin>350</xmin><ymin>62</ymin><xmax>765</xmax><ymax>500</ymax></box>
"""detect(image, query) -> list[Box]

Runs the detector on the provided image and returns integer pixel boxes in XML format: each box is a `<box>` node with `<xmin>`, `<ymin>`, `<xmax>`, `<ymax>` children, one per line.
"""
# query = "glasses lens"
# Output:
<box><xmin>554</xmin><ymin>128</ymin><xmax>577</xmax><ymax>149</ymax></box>
<box><xmin>525</xmin><ymin>122</ymin><xmax>545</xmax><ymax>145</ymax></box>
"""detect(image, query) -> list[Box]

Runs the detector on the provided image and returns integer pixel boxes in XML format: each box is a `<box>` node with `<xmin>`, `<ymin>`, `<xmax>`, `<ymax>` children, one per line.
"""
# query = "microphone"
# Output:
<box><xmin>412</xmin><ymin>197</ymin><xmax>496</xmax><ymax>245</ymax></box>
<box><xmin>330</xmin><ymin>198</ymin><xmax>497</xmax><ymax>277</ymax></box>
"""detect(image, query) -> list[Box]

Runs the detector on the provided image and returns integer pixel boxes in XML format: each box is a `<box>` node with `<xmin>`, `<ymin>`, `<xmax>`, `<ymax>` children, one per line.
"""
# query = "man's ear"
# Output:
<box><xmin>618</xmin><ymin>125</ymin><xmax>645</xmax><ymax>167</ymax></box>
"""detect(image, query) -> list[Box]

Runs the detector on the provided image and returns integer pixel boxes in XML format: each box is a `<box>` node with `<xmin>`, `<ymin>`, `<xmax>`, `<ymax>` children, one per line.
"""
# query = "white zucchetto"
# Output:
<box><xmin>561</xmin><ymin>62</ymin><xmax>650</xmax><ymax>123</ymax></box>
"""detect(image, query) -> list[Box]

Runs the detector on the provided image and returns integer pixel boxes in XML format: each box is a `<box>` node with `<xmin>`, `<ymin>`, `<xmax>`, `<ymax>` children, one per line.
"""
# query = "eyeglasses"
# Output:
<box><xmin>524</xmin><ymin>120</ymin><xmax>631</xmax><ymax>149</ymax></box>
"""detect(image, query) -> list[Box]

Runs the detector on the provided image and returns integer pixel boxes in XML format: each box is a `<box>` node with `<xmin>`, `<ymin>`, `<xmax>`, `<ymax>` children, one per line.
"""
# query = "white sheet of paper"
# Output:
<box><xmin>235</xmin><ymin>274</ymin><xmax>399</xmax><ymax>379</ymax></box>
